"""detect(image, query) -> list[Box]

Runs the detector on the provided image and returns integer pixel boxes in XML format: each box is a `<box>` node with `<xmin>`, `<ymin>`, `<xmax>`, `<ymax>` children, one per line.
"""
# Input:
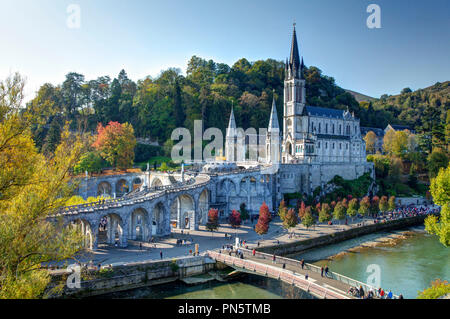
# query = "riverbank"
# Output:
<box><xmin>309</xmin><ymin>229</ymin><xmax>449</xmax><ymax>299</ymax></box>
<box><xmin>255</xmin><ymin>214</ymin><xmax>430</xmax><ymax>256</ymax></box>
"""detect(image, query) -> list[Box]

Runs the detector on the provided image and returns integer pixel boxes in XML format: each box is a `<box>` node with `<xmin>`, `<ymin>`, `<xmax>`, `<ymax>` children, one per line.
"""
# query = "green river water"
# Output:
<box><xmin>98</xmin><ymin>228</ymin><xmax>448</xmax><ymax>299</ymax></box>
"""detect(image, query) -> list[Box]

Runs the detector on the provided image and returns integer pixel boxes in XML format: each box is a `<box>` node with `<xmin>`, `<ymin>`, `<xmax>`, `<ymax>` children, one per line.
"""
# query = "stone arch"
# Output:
<box><xmin>71</xmin><ymin>219</ymin><xmax>93</xmax><ymax>250</ymax></box>
<box><xmin>170</xmin><ymin>193</ymin><xmax>195</xmax><ymax>229</ymax></box>
<box><xmin>198</xmin><ymin>189</ymin><xmax>209</xmax><ymax>225</ymax></box>
<box><xmin>286</xmin><ymin>141</ymin><xmax>293</xmax><ymax>155</ymax></box>
<box><xmin>219</xmin><ymin>178</ymin><xmax>237</xmax><ymax>196</ymax></box>
<box><xmin>133</xmin><ymin>177</ymin><xmax>143</xmax><ymax>190</ymax></box>
<box><xmin>152</xmin><ymin>201</ymin><xmax>169</xmax><ymax>236</ymax></box>
<box><xmin>115</xmin><ymin>179</ymin><xmax>129</xmax><ymax>197</ymax></box>
<box><xmin>97</xmin><ymin>213</ymin><xmax>125</xmax><ymax>246</ymax></box>
<box><xmin>97</xmin><ymin>181</ymin><xmax>112</xmax><ymax>197</ymax></box>
<box><xmin>151</xmin><ymin>177</ymin><xmax>163</xmax><ymax>188</ymax></box>
<box><xmin>129</xmin><ymin>207</ymin><xmax>150</xmax><ymax>241</ymax></box>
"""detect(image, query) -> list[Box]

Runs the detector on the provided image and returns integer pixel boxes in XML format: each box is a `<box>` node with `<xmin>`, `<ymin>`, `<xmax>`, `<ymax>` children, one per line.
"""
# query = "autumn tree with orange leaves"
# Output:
<box><xmin>92</xmin><ymin>121</ymin><xmax>136</xmax><ymax>170</ymax></box>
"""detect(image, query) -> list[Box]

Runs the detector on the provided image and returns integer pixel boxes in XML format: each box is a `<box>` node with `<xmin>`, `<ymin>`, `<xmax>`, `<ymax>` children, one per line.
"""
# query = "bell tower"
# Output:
<box><xmin>282</xmin><ymin>24</ymin><xmax>306</xmax><ymax>163</ymax></box>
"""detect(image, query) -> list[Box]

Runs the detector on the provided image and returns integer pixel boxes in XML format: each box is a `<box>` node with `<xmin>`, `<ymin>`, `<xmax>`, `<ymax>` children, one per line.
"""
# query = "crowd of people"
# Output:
<box><xmin>347</xmin><ymin>286</ymin><xmax>401</xmax><ymax>299</ymax></box>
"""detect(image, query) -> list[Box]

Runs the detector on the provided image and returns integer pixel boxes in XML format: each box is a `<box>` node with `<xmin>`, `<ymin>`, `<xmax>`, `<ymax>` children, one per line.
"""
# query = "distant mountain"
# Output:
<box><xmin>344</xmin><ymin>89</ymin><xmax>376</xmax><ymax>103</ymax></box>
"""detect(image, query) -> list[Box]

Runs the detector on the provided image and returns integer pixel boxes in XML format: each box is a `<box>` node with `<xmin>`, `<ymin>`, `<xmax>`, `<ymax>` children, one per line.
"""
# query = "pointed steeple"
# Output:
<box><xmin>226</xmin><ymin>105</ymin><xmax>237</xmax><ymax>137</ymax></box>
<box><xmin>289</xmin><ymin>23</ymin><xmax>301</xmax><ymax>78</ymax></box>
<box><xmin>268</xmin><ymin>94</ymin><xmax>280</xmax><ymax>132</ymax></box>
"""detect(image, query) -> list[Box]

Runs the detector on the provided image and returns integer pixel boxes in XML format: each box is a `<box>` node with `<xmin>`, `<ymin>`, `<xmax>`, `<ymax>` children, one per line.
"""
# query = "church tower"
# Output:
<box><xmin>266</xmin><ymin>94</ymin><xmax>281</xmax><ymax>164</ymax></box>
<box><xmin>282</xmin><ymin>24</ymin><xmax>307</xmax><ymax>163</ymax></box>
<box><xmin>225</xmin><ymin>106</ymin><xmax>237</xmax><ymax>162</ymax></box>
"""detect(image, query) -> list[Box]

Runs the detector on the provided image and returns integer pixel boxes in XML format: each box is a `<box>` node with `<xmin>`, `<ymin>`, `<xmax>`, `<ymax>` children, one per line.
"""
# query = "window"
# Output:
<box><xmin>325</xmin><ymin>123</ymin><xmax>328</xmax><ymax>133</ymax></box>
<box><xmin>339</xmin><ymin>125</ymin><xmax>342</xmax><ymax>134</ymax></box>
<box><xmin>325</xmin><ymin>142</ymin><xmax>328</xmax><ymax>149</ymax></box>
<box><xmin>332</xmin><ymin>143</ymin><xmax>335</xmax><ymax>149</ymax></box>
<box><xmin>339</xmin><ymin>143</ymin><xmax>342</xmax><ymax>150</ymax></box>
<box><xmin>318</xmin><ymin>142</ymin><xmax>321</xmax><ymax>148</ymax></box>
<box><xmin>319</xmin><ymin>123</ymin><xmax>321</xmax><ymax>133</ymax></box>
<box><xmin>332</xmin><ymin>124</ymin><xmax>335</xmax><ymax>134</ymax></box>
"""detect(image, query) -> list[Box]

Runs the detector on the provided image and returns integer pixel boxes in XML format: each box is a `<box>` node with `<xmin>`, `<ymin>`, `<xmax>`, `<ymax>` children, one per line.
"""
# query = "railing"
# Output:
<box><xmin>235</xmin><ymin>248</ymin><xmax>399</xmax><ymax>299</ymax></box>
<box><xmin>207</xmin><ymin>250</ymin><xmax>349</xmax><ymax>299</ymax></box>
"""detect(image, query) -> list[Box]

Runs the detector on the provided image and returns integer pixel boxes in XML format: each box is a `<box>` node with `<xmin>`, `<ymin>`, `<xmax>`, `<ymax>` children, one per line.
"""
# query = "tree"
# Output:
<box><xmin>401</xmin><ymin>87</ymin><xmax>412</xmax><ymax>94</ymax></box>
<box><xmin>425</xmin><ymin>164</ymin><xmax>450</xmax><ymax>246</ymax></box>
<box><xmin>359</xmin><ymin>196</ymin><xmax>371</xmax><ymax>217</ymax></box>
<box><xmin>379</xmin><ymin>196</ymin><xmax>389</xmax><ymax>213</ymax></box>
<box><xmin>301</xmin><ymin>207</ymin><xmax>315</xmax><ymax>230</ymax></box>
<box><xmin>92</xmin><ymin>121</ymin><xmax>136</xmax><ymax>170</ymax></box>
<box><xmin>333</xmin><ymin>202</ymin><xmax>347</xmax><ymax>224</ymax></box>
<box><xmin>278</xmin><ymin>200</ymin><xmax>288</xmax><ymax>221</ymax></box>
<box><xmin>364</xmin><ymin>131</ymin><xmax>377</xmax><ymax>154</ymax></box>
<box><xmin>418</xmin><ymin>279</ymin><xmax>450</xmax><ymax>299</ymax></box>
<box><xmin>298</xmin><ymin>201</ymin><xmax>306</xmax><ymax>220</ymax></box>
<box><xmin>239</xmin><ymin>203</ymin><xmax>249</xmax><ymax>222</ymax></box>
<box><xmin>388</xmin><ymin>196</ymin><xmax>396</xmax><ymax>211</ymax></box>
<box><xmin>0</xmin><ymin>73</ymin><xmax>84</xmax><ymax>298</ymax></box>
<box><xmin>283</xmin><ymin>208</ymin><xmax>298</xmax><ymax>233</ymax></box>
<box><xmin>206</xmin><ymin>208</ymin><xmax>219</xmax><ymax>235</ymax></box>
<box><xmin>347</xmin><ymin>198</ymin><xmax>359</xmax><ymax>221</ymax></box>
<box><xmin>370</xmin><ymin>196</ymin><xmax>380</xmax><ymax>217</ymax></box>
<box><xmin>318</xmin><ymin>203</ymin><xmax>332</xmax><ymax>223</ymax></box>
<box><xmin>73</xmin><ymin>151</ymin><xmax>104</xmax><ymax>175</ymax></box>
<box><xmin>255</xmin><ymin>202</ymin><xmax>270</xmax><ymax>236</ymax></box>
<box><xmin>427</xmin><ymin>149</ymin><xmax>449</xmax><ymax>178</ymax></box>
<box><xmin>229</xmin><ymin>210</ymin><xmax>241</xmax><ymax>233</ymax></box>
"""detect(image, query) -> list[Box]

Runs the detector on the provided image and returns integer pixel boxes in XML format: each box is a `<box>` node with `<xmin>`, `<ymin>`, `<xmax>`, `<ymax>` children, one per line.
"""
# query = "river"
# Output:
<box><xmin>295</xmin><ymin>228</ymin><xmax>449</xmax><ymax>299</ymax></box>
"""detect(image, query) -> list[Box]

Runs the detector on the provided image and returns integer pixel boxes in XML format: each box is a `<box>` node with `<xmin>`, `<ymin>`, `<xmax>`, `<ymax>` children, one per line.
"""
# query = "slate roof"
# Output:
<box><xmin>304</xmin><ymin>106</ymin><xmax>345</xmax><ymax>119</ymax></box>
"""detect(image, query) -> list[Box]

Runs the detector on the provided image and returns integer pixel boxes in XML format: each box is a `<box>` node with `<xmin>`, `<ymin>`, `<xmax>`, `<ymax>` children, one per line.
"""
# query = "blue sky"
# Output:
<box><xmin>1</xmin><ymin>0</ymin><xmax>449</xmax><ymax>101</ymax></box>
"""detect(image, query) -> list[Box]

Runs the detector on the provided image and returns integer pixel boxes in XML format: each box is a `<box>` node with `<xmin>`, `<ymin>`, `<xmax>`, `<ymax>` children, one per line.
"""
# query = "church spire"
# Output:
<box><xmin>226</xmin><ymin>104</ymin><xmax>237</xmax><ymax>137</ymax></box>
<box><xmin>268</xmin><ymin>94</ymin><xmax>280</xmax><ymax>132</ymax></box>
<box><xmin>289</xmin><ymin>23</ymin><xmax>301</xmax><ymax>78</ymax></box>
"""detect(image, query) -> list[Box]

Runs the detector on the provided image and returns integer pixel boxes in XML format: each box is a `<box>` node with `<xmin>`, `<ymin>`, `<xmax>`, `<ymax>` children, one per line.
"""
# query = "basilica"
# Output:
<box><xmin>225</xmin><ymin>25</ymin><xmax>373</xmax><ymax>203</ymax></box>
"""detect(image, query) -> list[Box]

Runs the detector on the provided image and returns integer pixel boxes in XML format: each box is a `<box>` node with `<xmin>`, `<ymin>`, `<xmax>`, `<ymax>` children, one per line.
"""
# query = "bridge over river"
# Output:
<box><xmin>207</xmin><ymin>249</ymin><xmax>399</xmax><ymax>299</ymax></box>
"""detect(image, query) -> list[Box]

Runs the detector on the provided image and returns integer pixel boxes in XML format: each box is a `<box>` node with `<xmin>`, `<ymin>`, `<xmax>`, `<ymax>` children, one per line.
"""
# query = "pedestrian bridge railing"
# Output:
<box><xmin>236</xmin><ymin>248</ymin><xmax>399</xmax><ymax>299</ymax></box>
<box><xmin>207</xmin><ymin>250</ymin><xmax>350</xmax><ymax>299</ymax></box>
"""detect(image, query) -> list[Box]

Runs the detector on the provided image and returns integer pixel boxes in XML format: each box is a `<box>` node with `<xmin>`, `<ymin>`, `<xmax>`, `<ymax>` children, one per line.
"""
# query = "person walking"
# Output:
<box><xmin>359</xmin><ymin>286</ymin><xmax>365</xmax><ymax>299</ymax></box>
<box><xmin>387</xmin><ymin>290</ymin><xmax>393</xmax><ymax>299</ymax></box>
<box><xmin>301</xmin><ymin>259</ymin><xmax>305</xmax><ymax>269</ymax></box>
<box><xmin>252</xmin><ymin>249</ymin><xmax>256</xmax><ymax>257</ymax></box>
<box><xmin>380</xmin><ymin>288</ymin><xmax>385</xmax><ymax>299</ymax></box>
<box><xmin>321</xmin><ymin>266</ymin><xmax>324</xmax><ymax>277</ymax></box>
<box><xmin>160</xmin><ymin>250</ymin><xmax>163</xmax><ymax>260</ymax></box>
<box><xmin>272</xmin><ymin>254</ymin><xmax>276</xmax><ymax>264</ymax></box>
<box><xmin>324</xmin><ymin>265</ymin><xmax>329</xmax><ymax>277</ymax></box>
<box><xmin>139</xmin><ymin>243</ymin><xmax>142</xmax><ymax>251</ymax></box>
